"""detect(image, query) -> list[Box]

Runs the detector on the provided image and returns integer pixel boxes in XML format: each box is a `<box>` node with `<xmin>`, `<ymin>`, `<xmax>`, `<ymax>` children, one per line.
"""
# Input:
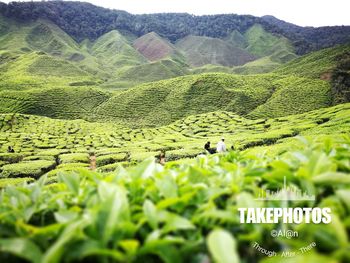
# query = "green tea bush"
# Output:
<box><xmin>97</xmin><ymin>162</ymin><xmax>131</xmax><ymax>173</ymax></box>
<box><xmin>59</xmin><ymin>153</ymin><xmax>89</xmax><ymax>164</ymax></box>
<box><xmin>166</xmin><ymin>148</ymin><xmax>203</xmax><ymax>161</ymax></box>
<box><xmin>0</xmin><ymin>160</ymin><xmax>56</xmax><ymax>178</ymax></box>
<box><xmin>0</xmin><ymin>177</ymin><xmax>35</xmax><ymax>188</ymax></box>
<box><xmin>0</xmin><ymin>153</ymin><xmax>25</xmax><ymax>164</ymax></box>
<box><xmin>23</xmin><ymin>155</ymin><xmax>56</xmax><ymax>162</ymax></box>
<box><xmin>95</xmin><ymin>153</ymin><xmax>127</xmax><ymax>167</ymax></box>
<box><xmin>56</xmin><ymin>163</ymin><xmax>90</xmax><ymax>170</ymax></box>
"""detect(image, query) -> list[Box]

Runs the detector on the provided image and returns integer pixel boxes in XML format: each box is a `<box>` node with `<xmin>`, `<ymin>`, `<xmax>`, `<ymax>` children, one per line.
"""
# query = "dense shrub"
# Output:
<box><xmin>95</xmin><ymin>153</ymin><xmax>127</xmax><ymax>167</ymax></box>
<box><xmin>0</xmin><ymin>160</ymin><xmax>56</xmax><ymax>178</ymax></box>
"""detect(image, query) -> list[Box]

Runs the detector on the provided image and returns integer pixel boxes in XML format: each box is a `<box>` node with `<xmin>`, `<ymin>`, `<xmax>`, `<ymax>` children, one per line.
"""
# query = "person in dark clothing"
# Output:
<box><xmin>7</xmin><ymin>146</ymin><xmax>15</xmax><ymax>153</ymax></box>
<box><xmin>159</xmin><ymin>151</ymin><xmax>166</xmax><ymax>165</ymax></box>
<box><xmin>204</xmin><ymin>142</ymin><xmax>216</xmax><ymax>154</ymax></box>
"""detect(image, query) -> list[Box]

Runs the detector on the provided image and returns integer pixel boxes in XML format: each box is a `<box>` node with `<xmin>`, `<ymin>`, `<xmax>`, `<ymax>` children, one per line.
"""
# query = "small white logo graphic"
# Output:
<box><xmin>255</xmin><ymin>176</ymin><xmax>315</xmax><ymax>201</ymax></box>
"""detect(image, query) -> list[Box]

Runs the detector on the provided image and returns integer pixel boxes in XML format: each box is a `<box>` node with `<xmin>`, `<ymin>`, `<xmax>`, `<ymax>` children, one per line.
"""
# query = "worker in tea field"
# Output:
<box><xmin>204</xmin><ymin>141</ymin><xmax>216</xmax><ymax>154</ymax></box>
<box><xmin>216</xmin><ymin>137</ymin><xmax>227</xmax><ymax>153</ymax></box>
<box><xmin>158</xmin><ymin>151</ymin><xmax>166</xmax><ymax>165</ymax></box>
<box><xmin>7</xmin><ymin>146</ymin><xmax>15</xmax><ymax>153</ymax></box>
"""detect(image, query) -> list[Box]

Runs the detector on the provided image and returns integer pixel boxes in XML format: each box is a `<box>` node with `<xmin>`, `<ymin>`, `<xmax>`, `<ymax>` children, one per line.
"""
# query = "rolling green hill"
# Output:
<box><xmin>245</xmin><ymin>24</ymin><xmax>288</xmax><ymax>57</ymax></box>
<box><xmin>0</xmin><ymin>16</ymin><xmax>187</xmax><ymax>90</ymax></box>
<box><xmin>0</xmin><ymin>87</ymin><xmax>112</xmax><ymax>120</ymax></box>
<box><xmin>114</xmin><ymin>59</ymin><xmax>189</xmax><ymax>85</ymax></box>
<box><xmin>96</xmin><ymin>73</ymin><xmax>331</xmax><ymax>127</ymax></box>
<box><xmin>1</xmin><ymin>41</ymin><xmax>348</xmax><ymax>127</ymax></box>
<box><xmin>274</xmin><ymin>44</ymin><xmax>350</xmax><ymax>78</ymax></box>
<box><xmin>3</xmin><ymin>12</ymin><xmax>347</xmax><ymax>92</ymax></box>
<box><xmin>0</xmin><ymin>51</ymin><xmax>100</xmax><ymax>91</ymax></box>
<box><xmin>0</xmin><ymin>15</ymin><xmax>106</xmax><ymax>77</ymax></box>
<box><xmin>133</xmin><ymin>32</ymin><xmax>184</xmax><ymax>62</ymax></box>
<box><xmin>0</xmin><ymin>71</ymin><xmax>331</xmax><ymax>127</ymax></box>
<box><xmin>91</xmin><ymin>30</ymin><xmax>147</xmax><ymax>68</ymax></box>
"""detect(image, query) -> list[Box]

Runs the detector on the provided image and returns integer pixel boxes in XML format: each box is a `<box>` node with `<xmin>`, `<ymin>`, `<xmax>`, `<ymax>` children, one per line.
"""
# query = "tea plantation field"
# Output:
<box><xmin>0</xmin><ymin>102</ymin><xmax>349</xmax><ymax>188</ymax></box>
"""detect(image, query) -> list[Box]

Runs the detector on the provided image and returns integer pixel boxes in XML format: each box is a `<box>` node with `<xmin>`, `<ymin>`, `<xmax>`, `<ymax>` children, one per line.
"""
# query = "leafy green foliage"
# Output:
<box><xmin>0</xmin><ymin>160</ymin><xmax>56</xmax><ymax>178</ymax></box>
<box><xmin>207</xmin><ymin>230</ymin><xmax>239</xmax><ymax>263</ymax></box>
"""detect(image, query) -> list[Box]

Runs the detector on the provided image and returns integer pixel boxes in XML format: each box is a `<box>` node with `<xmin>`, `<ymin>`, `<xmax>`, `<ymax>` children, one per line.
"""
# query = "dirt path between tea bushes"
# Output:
<box><xmin>90</xmin><ymin>154</ymin><xmax>96</xmax><ymax>171</ymax></box>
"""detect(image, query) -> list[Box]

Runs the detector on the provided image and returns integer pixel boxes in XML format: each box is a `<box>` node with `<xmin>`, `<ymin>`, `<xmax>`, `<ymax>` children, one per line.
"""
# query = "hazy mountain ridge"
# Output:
<box><xmin>1</xmin><ymin>1</ymin><xmax>349</xmax><ymax>55</ymax></box>
<box><xmin>0</xmin><ymin>11</ymin><xmax>300</xmax><ymax>88</ymax></box>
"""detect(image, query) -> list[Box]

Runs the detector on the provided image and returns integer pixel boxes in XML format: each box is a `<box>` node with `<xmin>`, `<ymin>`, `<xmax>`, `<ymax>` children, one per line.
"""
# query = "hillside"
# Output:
<box><xmin>175</xmin><ymin>35</ymin><xmax>256</xmax><ymax>67</ymax></box>
<box><xmin>114</xmin><ymin>59</ymin><xmax>189</xmax><ymax>85</ymax></box>
<box><xmin>133</xmin><ymin>32</ymin><xmax>183</xmax><ymax>62</ymax></box>
<box><xmin>180</xmin><ymin>24</ymin><xmax>297</xmax><ymax>72</ymax></box>
<box><xmin>1</xmin><ymin>1</ymin><xmax>349</xmax><ymax>55</ymax></box>
<box><xmin>0</xmin><ymin>39</ymin><xmax>349</xmax><ymax>126</ymax></box>
<box><xmin>0</xmin><ymin>51</ymin><xmax>101</xmax><ymax>90</ymax></box>
<box><xmin>91</xmin><ymin>30</ymin><xmax>147</xmax><ymax>68</ymax></box>
<box><xmin>95</xmin><ymin>73</ymin><xmax>331</xmax><ymax>127</ymax></box>
<box><xmin>244</xmin><ymin>24</ymin><xmax>294</xmax><ymax>58</ymax></box>
<box><xmin>0</xmin><ymin>15</ymin><xmax>186</xmax><ymax>89</ymax></box>
<box><xmin>0</xmin><ymin>71</ymin><xmax>331</xmax><ymax>127</ymax></box>
<box><xmin>0</xmin><ymin>87</ymin><xmax>112</xmax><ymax>120</ymax></box>
<box><xmin>0</xmin><ymin>4</ymin><xmax>348</xmax><ymax>90</ymax></box>
<box><xmin>274</xmin><ymin>44</ymin><xmax>350</xmax><ymax>78</ymax></box>
<box><xmin>0</xmin><ymin>2</ymin><xmax>348</xmax><ymax>125</ymax></box>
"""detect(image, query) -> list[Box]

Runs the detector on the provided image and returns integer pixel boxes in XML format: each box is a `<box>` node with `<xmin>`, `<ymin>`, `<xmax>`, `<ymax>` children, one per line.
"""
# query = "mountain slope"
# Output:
<box><xmin>176</xmin><ymin>35</ymin><xmax>256</xmax><ymax>67</ymax></box>
<box><xmin>91</xmin><ymin>30</ymin><xmax>147</xmax><ymax>68</ymax></box>
<box><xmin>274</xmin><ymin>44</ymin><xmax>350</xmax><ymax>78</ymax></box>
<box><xmin>2</xmin><ymin>42</ymin><xmax>348</xmax><ymax>125</ymax></box>
<box><xmin>0</xmin><ymin>71</ymin><xmax>330</xmax><ymax>127</ymax></box>
<box><xmin>133</xmin><ymin>32</ymin><xmax>183</xmax><ymax>62</ymax></box>
<box><xmin>244</xmin><ymin>24</ymin><xmax>297</xmax><ymax>61</ymax></box>
<box><xmin>0</xmin><ymin>15</ymin><xmax>108</xmax><ymax>81</ymax></box>
<box><xmin>225</xmin><ymin>30</ymin><xmax>248</xmax><ymax>49</ymax></box>
<box><xmin>0</xmin><ymin>87</ymin><xmax>111</xmax><ymax>120</ymax></box>
<box><xmin>0</xmin><ymin>51</ymin><xmax>100</xmax><ymax>91</ymax></box>
<box><xmin>115</xmin><ymin>59</ymin><xmax>189</xmax><ymax>83</ymax></box>
<box><xmin>95</xmin><ymin>73</ymin><xmax>330</xmax><ymax>127</ymax></box>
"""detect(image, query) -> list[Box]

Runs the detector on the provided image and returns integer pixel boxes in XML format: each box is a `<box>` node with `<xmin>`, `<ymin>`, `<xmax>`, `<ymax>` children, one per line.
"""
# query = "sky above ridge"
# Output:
<box><xmin>2</xmin><ymin>0</ymin><xmax>350</xmax><ymax>27</ymax></box>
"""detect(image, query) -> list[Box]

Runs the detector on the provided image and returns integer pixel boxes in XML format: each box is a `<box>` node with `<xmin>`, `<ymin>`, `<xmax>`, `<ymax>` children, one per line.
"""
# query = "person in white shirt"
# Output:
<box><xmin>216</xmin><ymin>137</ymin><xmax>226</xmax><ymax>153</ymax></box>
